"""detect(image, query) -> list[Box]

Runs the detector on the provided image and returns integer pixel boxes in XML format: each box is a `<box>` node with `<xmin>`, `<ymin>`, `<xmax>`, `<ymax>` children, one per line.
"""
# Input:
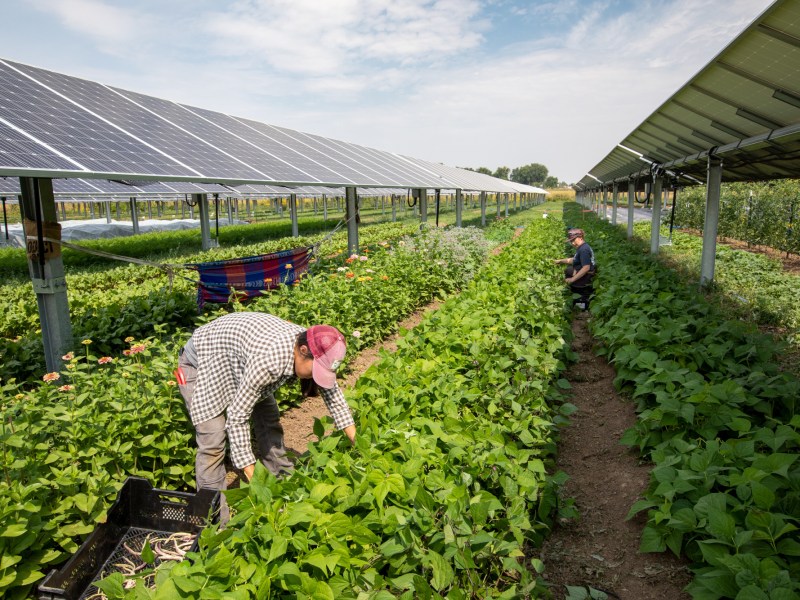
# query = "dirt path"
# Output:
<box><xmin>537</xmin><ymin>312</ymin><xmax>692</xmax><ymax>599</ymax></box>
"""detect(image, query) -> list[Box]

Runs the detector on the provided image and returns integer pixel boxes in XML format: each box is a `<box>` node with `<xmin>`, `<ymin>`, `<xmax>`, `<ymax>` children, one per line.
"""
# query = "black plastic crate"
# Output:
<box><xmin>38</xmin><ymin>477</ymin><xmax>220</xmax><ymax>600</ymax></box>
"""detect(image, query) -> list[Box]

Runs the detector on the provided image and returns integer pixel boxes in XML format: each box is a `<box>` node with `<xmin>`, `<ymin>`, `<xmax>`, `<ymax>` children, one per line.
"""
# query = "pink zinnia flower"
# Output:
<box><xmin>129</xmin><ymin>344</ymin><xmax>146</xmax><ymax>354</ymax></box>
<box><xmin>98</xmin><ymin>356</ymin><xmax>113</xmax><ymax>364</ymax></box>
<box><xmin>58</xmin><ymin>385</ymin><xmax>75</xmax><ymax>392</ymax></box>
<box><xmin>42</xmin><ymin>372</ymin><xmax>60</xmax><ymax>382</ymax></box>
<box><xmin>62</xmin><ymin>352</ymin><xmax>74</xmax><ymax>361</ymax></box>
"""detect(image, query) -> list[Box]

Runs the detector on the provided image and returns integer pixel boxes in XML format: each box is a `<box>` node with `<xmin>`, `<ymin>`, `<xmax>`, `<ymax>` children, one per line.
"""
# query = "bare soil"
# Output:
<box><xmin>537</xmin><ymin>312</ymin><xmax>692</xmax><ymax>599</ymax></box>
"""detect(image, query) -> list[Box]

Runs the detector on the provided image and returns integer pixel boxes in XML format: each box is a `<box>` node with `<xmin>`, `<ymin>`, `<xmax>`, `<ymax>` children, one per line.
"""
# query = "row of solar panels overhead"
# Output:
<box><xmin>578</xmin><ymin>0</ymin><xmax>800</xmax><ymax>190</ymax></box>
<box><xmin>0</xmin><ymin>176</ymin><xmax>523</xmax><ymax>203</ymax></box>
<box><xmin>0</xmin><ymin>58</ymin><xmax>542</xmax><ymax>196</ymax></box>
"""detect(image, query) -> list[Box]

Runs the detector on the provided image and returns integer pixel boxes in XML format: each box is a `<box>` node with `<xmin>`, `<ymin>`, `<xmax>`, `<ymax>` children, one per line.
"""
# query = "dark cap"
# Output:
<box><xmin>566</xmin><ymin>228</ymin><xmax>584</xmax><ymax>242</ymax></box>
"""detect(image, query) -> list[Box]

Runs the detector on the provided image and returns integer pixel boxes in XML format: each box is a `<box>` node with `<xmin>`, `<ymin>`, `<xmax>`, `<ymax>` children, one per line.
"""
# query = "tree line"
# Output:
<box><xmin>462</xmin><ymin>163</ymin><xmax>566</xmax><ymax>188</ymax></box>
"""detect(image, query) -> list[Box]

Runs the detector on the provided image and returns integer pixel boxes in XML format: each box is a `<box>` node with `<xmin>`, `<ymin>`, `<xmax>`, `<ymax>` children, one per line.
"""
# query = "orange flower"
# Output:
<box><xmin>129</xmin><ymin>343</ymin><xmax>146</xmax><ymax>354</ymax></box>
<box><xmin>58</xmin><ymin>385</ymin><xmax>75</xmax><ymax>392</ymax></box>
<box><xmin>42</xmin><ymin>372</ymin><xmax>60</xmax><ymax>382</ymax></box>
<box><xmin>381</xmin><ymin>275</ymin><xmax>389</xmax><ymax>281</ymax></box>
<box><xmin>62</xmin><ymin>352</ymin><xmax>74</xmax><ymax>361</ymax></box>
<box><xmin>124</xmin><ymin>336</ymin><xmax>135</xmax><ymax>343</ymax></box>
<box><xmin>123</xmin><ymin>349</ymin><xmax>132</xmax><ymax>357</ymax></box>
<box><xmin>98</xmin><ymin>356</ymin><xmax>113</xmax><ymax>364</ymax></box>
<box><xmin>345</xmin><ymin>272</ymin><xmax>355</xmax><ymax>278</ymax></box>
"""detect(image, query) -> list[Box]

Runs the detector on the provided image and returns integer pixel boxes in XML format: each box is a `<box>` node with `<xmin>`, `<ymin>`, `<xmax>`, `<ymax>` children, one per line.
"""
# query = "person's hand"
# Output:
<box><xmin>343</xmin><ymin>424</ymin><xmax>356</xmax><ymax>446</ymax></box>
<box><xmin>242</xmin><ymin>463</ymin><xmax>255</xmax><ymax>481</ymax></box>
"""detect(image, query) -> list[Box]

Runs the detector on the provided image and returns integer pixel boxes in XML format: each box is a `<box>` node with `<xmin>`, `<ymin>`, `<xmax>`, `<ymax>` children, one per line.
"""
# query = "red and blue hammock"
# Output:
<box><xmin>187</xmin><ymin>246</ymin><xmax>312</xmax><ymax>308</ymax></box>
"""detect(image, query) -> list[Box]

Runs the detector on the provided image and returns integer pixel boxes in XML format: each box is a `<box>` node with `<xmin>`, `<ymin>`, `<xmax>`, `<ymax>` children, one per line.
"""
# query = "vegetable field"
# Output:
<box><xmin>2</xmin><ymin>202</ymin><xmax>799</xmax><ymax>599</ymax></box>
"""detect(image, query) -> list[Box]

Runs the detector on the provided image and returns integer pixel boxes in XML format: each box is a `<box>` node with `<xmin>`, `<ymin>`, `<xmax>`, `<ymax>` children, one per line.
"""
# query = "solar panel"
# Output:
<box><xmin>0</xmin><ymin>57</ymin><xmax>519</xmax><ymax>193</ymax></box>
<box><xmin>0</xmin><ymin>59</ymin><xmax>198</xmax><ymax>178</ymax></box>
<box><xmin>0</xmin><ymin>117</ymin><xmax>79</xmax><ymax>171</ymax></box>
<box><xmin>110</xmin><ymin>88</ymin><xmax>324</xmax><ymax>184</ymax></box>
<box><xmin>173</xmin><ymin>109</ymin><xmax>365</xmax><ymax>185</ymax></box>
<box><xmin>582</xmin><ymin>0</ymin><xmax>800</xmax><ymax>185</ymax></box>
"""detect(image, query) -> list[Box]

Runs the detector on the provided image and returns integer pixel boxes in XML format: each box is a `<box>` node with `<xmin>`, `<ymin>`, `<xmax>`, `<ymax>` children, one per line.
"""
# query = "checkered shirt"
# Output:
<box><xmin>188</xmin><ymin>312</ymin><xmax>354</xmax><ymax>469</ymax></box>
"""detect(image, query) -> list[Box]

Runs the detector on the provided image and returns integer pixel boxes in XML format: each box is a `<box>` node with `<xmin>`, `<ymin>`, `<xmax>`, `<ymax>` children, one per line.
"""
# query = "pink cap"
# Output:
<box><xmin>306</xmin><ymin>325</ymin><xmax>346</xmax><ymax>389</ymax></box>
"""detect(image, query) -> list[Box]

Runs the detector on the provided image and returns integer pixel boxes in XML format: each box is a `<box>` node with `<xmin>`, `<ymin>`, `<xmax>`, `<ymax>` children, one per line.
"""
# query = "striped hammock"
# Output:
<box><xmin>187</xmin><ymin>246</ymin><xmax>312</xmax><ymax>308</ymax></box>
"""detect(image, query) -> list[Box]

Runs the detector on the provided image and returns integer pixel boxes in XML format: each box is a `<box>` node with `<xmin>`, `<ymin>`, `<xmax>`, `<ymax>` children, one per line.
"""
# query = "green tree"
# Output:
<box><xmin>543</xmin><ymin>175</ymin><xmax>559</xmax><ymax>188</ymax></box>
<box><xmin>493</xmin><ymin>166</ymin><xmax>510</xmax><ymax>180</ymax></box>
<box><xmin>511</xmin><ymin>163</ymin><xmax>548</xmax><ymax>186</ymax></box>
<box><xmin>476</xmin><ymin>167</ymin><xmax>492</xmax><ymax>175</ymax></box>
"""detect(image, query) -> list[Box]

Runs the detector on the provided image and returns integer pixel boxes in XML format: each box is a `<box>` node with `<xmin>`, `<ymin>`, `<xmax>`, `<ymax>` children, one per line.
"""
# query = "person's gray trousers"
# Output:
<box><xmin>177</xmin><ymin>340</ymin><xmax>294</xmax><ymax>522</ymax></box>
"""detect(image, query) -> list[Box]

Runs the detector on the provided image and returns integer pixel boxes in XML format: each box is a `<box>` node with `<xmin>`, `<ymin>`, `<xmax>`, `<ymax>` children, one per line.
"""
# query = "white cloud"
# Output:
<box><xmin>28</xmin><ymin>0</ymin><xmax>151</xmax><ymax>46</ymax></box>
<box><xmin>199</xmin><ymin>0</ymin><xmax>484</xmax><ymax>77</ymax></box>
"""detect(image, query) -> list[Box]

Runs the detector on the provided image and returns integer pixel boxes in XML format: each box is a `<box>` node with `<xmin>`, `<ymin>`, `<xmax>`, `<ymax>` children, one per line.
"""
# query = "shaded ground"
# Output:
<box><xmin>537</xmin><ymin>312</ymin><xmax>692</xmax><ymax>599</ymax></box>
<box><xmin>699</xmin><ymin>230</ymin><xmax>800</xmax><ymax>275</ymax></box>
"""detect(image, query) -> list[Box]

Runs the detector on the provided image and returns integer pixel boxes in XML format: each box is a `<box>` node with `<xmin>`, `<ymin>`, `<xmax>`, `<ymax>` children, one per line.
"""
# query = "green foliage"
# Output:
<box><xmin>573</xmin><ymin>204</ymin><xmax>800</xmax><ymax>599</ymax></box>
<box><xmin>672</xmin><ymin>179</ymin><xmax>800</xmax><ymax>256</ymax></box>
<box><xmin>100</xmin><ymin>212</ymin><xmax>574</xmax><ymax>598</ymax></box>
<box><xmin>631</xmin><ymin>222</ymin><xmax>800</xmax><ymax>336</ymax></box>
<box><xmin>0</xmin><ymin>219</ymin><xmax>525</xmax><ymax>599</ymax></box>
<box><xmin>511</xmin><ymin>163</ymin><xmax>549</xmax><ymax>186</ymax></box>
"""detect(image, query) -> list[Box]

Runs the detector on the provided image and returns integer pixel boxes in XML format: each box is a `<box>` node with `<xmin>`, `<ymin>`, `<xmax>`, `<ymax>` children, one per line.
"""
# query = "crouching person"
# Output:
<box><xmin>175</xmin><ymin>312</ymin><xmax>356</xmax><ymax>522</ymax></box>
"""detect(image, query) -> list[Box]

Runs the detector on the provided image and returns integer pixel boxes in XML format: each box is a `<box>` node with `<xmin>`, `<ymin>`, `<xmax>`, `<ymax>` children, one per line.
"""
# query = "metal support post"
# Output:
<box><xmin>700</xmin><ymin>156</ymin><xmax>723</xmax><ymax>286</ymax></box>
<box><xmin>290</xmin><ymin>193</ymin><xmax>298</xmax><ymax>237</ymax></box>
<box><xmin>195</xmin><ymin>193</ymin><xmax>215</xmax><ymax>250</ymax></box>
<box><xmin>105</xmin><ymin>201</ymin><xmax>112</xmax><ymax>224</ymax></box>
<box><xmin>480</xmin><ymin>191</ymin><xmax>487</xmax><ymax>226</ymax></box>
<box><xmin>19</xmin><ymin>177</ymin><xmax>73</xmax><ymax>373</ymax></box>
<box><xmin>418</xmin><ymin>188</ymin><xmax>427</xmax><ymax>226</ymax></box>
<box><xmin>455</xmin><ymin>189</ymin><xmax>463</xmax><ymax>227</ymax></box>
<box><xmin>129</xmin><ymin>197</ymin><xmax>140</xmax><ymax>235</ymax></box>
<box><xmin>627</xmin><ymin>180</ymin><xmax>635</xmax><ymax>239</ymax></box>
<box><xmin>649</xmin><ymin>175</ymin><xmax>663</xmax><ymax>254</ymax></box>
<box><xmin>346</xmin><ymin>187</ymin><xmax>358</xmax><ymax>255</ymax></box>
<box><xmin>611</xmin><ymin>183</ymin><xmax>618</xmax><ymax>225</ymax></box>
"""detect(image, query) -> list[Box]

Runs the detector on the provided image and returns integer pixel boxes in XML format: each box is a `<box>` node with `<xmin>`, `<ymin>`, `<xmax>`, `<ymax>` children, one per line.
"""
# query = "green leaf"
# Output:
<box><xmin>205</xmin><ymin>544</ymin><xmax>233</xmax><ymax>579</ymax></box>
<box><xmin>141</xmin><ymin>539</ymin><xmax>155</xmax><ymax>564</ymax></box>
<box><xmin>95</xmin><ymin>573</ymin><xmax>126</xmax><ymax>599</ymax></box>
<box><xmin>426</xmin><ymin>550</ymin><xmax>454</xmax><ymax>591</ymax></box>
<box><xmin>639</xmin><ymin>526</ymin><xmax>666</xmax><ymax>553</ymax></box>
<box><xmin>707</xmin><ymin>507</ymin><xmax>736</xmax><ymax>541</ymax></box>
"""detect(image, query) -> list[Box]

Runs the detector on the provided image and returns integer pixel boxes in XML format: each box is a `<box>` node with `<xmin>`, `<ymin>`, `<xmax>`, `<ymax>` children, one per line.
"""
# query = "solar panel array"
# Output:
<box><xmin>0</xmin><ymin>57</ymin><xmax>542</xmax><ymax>194</ymax></box>
<box><xmin>578</xmin><ymin>0</ymin><xmax>800</xmax><ymax>189</ymax></box>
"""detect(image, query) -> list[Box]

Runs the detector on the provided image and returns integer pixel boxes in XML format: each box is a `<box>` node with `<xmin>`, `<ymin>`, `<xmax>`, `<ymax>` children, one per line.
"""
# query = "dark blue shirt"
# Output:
<box><xmin>572</xmin><ymin>242</ymin><xmax>595</xmax><ymax>285</ymax></box>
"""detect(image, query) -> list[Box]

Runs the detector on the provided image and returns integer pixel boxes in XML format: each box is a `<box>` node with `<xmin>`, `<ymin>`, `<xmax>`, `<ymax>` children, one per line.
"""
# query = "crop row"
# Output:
<box><xmin>101</xmin><ymin>212</ymin><xmax>575</xmax><ymax>599</ymax></box>
<box><xmin>579</xmin><ymin>207</ymin><xmax>800</xmax><ymax>599</ymax></box>
<box><xmin>0</xmin><ymin>220</ymin><xmax>423</xmax><ymax>384</ymax></box>
<box><xmin>0</xmin><ymin>221</ymin><xmax>522</xmax><ymax>600</ymax></box>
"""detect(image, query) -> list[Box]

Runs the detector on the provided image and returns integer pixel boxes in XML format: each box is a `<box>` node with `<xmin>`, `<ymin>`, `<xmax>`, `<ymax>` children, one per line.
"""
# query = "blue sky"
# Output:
<box><xmin>0</xmin><ymin>0</ymin><xmax>774</xmax><ymax>184</ymax></box>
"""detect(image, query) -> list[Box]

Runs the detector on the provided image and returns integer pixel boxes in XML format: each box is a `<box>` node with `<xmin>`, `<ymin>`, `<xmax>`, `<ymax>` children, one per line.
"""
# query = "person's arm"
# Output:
<box><xmin>554</xmin><ymin>257</ymin><xmax>574</xmax><ymax>265</ymax></box>
<box><xmin>319</xmin><ymin>385</ymin><xmax>356</xmax><ymax>444</ymax></box>
<box><xmin>567</xmin><ymin>264</ymin><xmax>590</xmax><ymax>284</ymax></box>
